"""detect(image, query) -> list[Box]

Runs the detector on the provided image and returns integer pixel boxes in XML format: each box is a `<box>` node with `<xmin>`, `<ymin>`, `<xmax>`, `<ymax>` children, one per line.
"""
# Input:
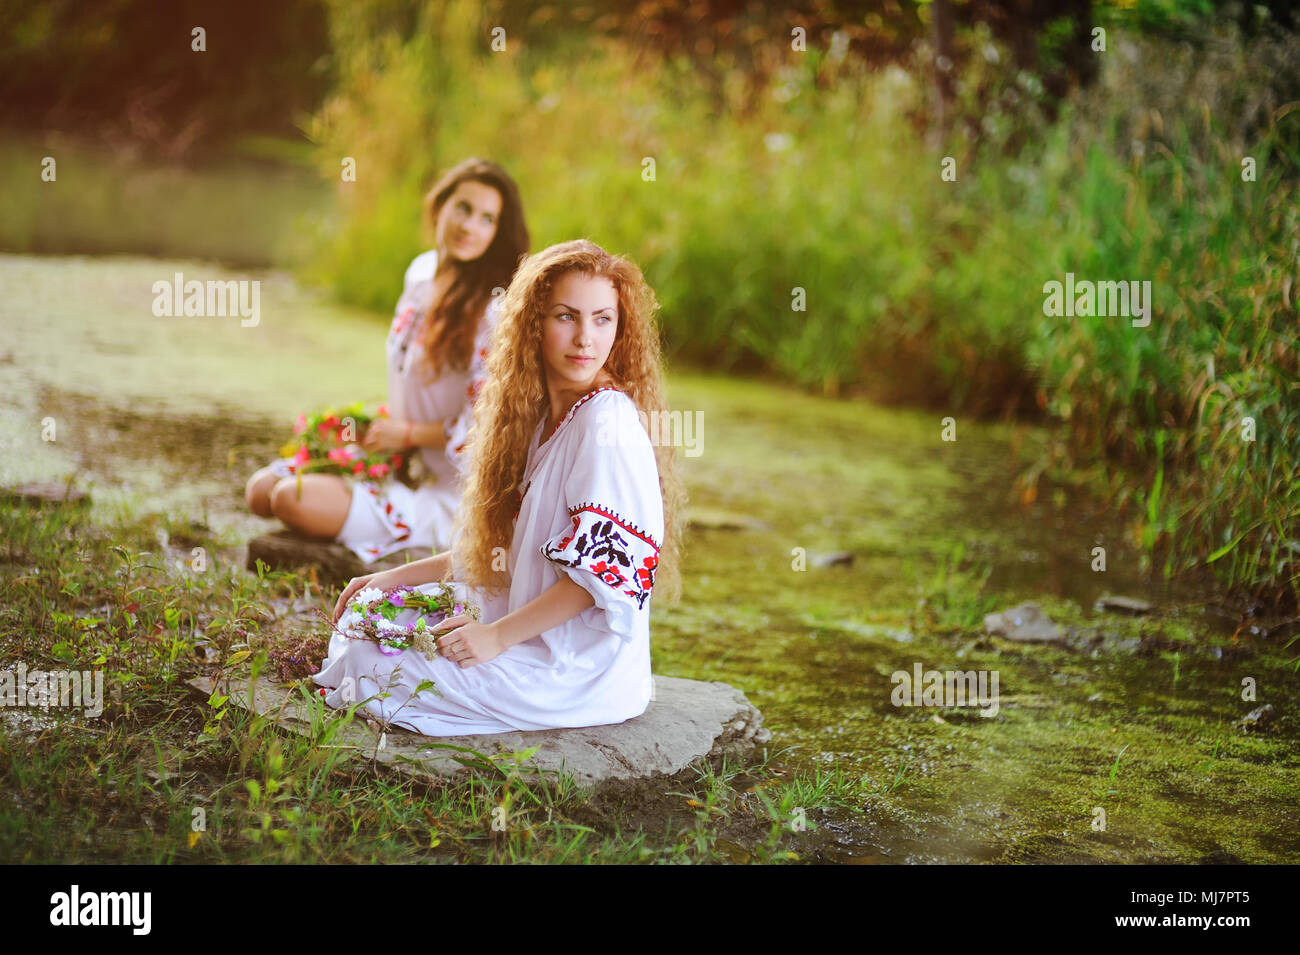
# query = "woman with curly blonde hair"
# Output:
<box><xmin>314</xmin><ymin>239</ymin><xmax>686</xmax><ymax>735</ymax></box>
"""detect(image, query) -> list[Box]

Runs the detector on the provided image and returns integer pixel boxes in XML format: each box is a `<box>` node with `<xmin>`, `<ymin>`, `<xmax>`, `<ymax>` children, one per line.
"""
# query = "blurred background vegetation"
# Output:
<box><xmin>1</xmin><ymin>0</ymin><xmax>1297</xmax><ymax>608</ymax></box>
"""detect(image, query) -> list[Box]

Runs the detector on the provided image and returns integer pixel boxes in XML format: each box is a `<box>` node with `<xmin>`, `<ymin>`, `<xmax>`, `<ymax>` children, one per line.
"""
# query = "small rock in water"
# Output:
<box><xmin>685</xmin><ymin>508</ymin><xmax>769</xmax><ymax>532</ymax></box>
<box><xmin>1237</xmin><ymin>703</ymin><xmax>1278</xmax><ymax>732</ymax></box>
<box><xmin>984</xmin><ymin>602</ymin><xmax>1065</xmax><ymax>644</ymax></box>
<box><xmin>1095</xmin><ymin>595</ymin><xmax>1155</xmax><ymax>616</ymax></box>
<box><xmin>2</xmin><ymin>481</ymin><xmax>90</xmax><ymax>507</ymax></box>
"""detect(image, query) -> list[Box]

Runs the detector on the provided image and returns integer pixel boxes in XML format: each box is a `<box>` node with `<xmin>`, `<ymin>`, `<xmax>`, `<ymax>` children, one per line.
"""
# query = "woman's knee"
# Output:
<box><xmin>246</xmin><ymin>469</ymin><xmax>278</xmax><ymax>517</ymax></box>
<box><xmin>268</xmin><ymin>477</ymin><xmax>306</xmax><ymax>523</ymax></box>
<box><xmin>270</xmin><ymin>475</ymin><xmax>350</xmax><ymax>537</ymax></box>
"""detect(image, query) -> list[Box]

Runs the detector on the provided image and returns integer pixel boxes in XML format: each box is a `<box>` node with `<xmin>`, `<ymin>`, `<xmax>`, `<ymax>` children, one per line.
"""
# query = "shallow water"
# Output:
<box><xmin>2</xmin><ymin>253</ymin><xmax>1295</xmax><ymax>863</ymax></box>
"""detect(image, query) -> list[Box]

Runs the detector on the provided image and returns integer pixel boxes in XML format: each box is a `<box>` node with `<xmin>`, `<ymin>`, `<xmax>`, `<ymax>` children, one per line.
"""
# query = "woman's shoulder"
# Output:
<box><xmin>570</xmin><ymin>385</ymin><xmax>637</xmax><ymax>421</ymax></box>
<box><xmin>403</xmin><ymin>249</ymin><xmax>438</xmax><ymax>289</ymax></box>
<box><xmin>567</xmin><ymin>387</ymin><xmax>651</xmax><ymax>447</ymax></box>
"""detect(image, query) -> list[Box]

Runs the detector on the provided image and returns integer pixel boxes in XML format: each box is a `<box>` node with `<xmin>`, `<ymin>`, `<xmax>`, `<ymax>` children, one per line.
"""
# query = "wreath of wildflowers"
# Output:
<box><xmin>333</xmin><ymin>583</ymin><xmax>480</xmax><ymax>659</ymax></box>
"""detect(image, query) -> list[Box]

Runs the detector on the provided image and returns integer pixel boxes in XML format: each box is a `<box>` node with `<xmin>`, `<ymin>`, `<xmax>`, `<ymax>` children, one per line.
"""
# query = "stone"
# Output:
<box><xmin>2</xmin><ymin>481</ymin><xmax>89</xmax><ymax>506</ymax></box>
<box><xmin>1095</xmin><ymin>595</ymin><xmax>1155</xmax><ymax>615</ymax></box>
<box><xmin>187</xmin><ymin>671</ymin><xmax>771</xmax><ymax>787</ymax></box>
<box><xmin>246</xmin><ymin>530</ymin><xmax>432</xmax><ymax>585</ymax></box>
<box><xmin>984</xmin><ymin>602</ymin><xmax>1065</xmax><ymax>644</ymax></box>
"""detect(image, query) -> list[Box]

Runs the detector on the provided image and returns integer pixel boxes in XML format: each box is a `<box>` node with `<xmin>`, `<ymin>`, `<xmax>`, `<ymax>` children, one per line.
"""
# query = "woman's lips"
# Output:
<box><xmin>567</xmin><ymin>355</ymin><xmax>593</xmax><ymax>364</ymax></box>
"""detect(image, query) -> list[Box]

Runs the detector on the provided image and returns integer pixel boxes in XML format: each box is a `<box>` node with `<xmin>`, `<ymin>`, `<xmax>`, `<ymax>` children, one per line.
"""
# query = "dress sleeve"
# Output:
<box><xmin>539</xmin><ymin>395</ymin><xmax>665</xmax><ymax>643</ymax></box>
<box><xmin>389</xmin><ymin>250</ymin><xmax>437</xmax><ymax>344</ymax></box>
<box><xmin>443</xmin><ymin>295</ymin><xmax>499</xmax><ymax>474</ymax></box>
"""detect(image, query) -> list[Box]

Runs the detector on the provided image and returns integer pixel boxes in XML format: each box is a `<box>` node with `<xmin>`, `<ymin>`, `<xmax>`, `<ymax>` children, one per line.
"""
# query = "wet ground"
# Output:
<box><xmin>2</xmin><ymin>253</ymin><xmax>1297</xmax><ymax>863</ymax></box>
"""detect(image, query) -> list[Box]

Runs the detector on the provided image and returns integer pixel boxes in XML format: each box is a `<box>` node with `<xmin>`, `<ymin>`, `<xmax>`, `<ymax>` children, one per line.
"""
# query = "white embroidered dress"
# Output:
<box><xmin>312</xmin><ymin>387</ymin><xmax>665</xmax><ymax>735</ymax></box>
<box><xmin>267</xmin><ymin>250</ymin><xmax>496</xmax><ymax>562</ymax></box>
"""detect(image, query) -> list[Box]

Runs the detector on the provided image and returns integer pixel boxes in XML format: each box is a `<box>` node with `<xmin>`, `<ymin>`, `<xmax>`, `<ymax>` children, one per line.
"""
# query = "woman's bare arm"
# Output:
<box><xmin>488</xmin><ymin>575</ymin><xmax>595</xmax><ymax>651</ymax></box>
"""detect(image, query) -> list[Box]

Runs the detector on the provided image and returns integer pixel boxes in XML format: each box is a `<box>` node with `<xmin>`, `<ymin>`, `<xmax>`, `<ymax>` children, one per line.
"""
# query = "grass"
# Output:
<box><xmin>4</xmin><ymin>364</ymin><xmax>1300</xmax><ymax>863</ymax></box>
<box><xmin>0</xmin><ymin>497</ymin><xmax>887</xmax><ymax>864</ymax></box>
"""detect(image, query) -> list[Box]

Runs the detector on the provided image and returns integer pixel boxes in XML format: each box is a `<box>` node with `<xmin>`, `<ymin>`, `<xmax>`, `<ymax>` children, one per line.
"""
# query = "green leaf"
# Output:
<box><xmin>1206</xmin><ymin>530</ymin><xmax>1246</xmax><ymax>563</ymax></box>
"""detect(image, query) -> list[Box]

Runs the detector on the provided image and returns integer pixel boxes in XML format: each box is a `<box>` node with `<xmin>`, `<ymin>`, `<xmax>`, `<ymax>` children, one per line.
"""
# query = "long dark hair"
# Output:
<box><xmin>419</xmin><ymin>158</ymin><xmax>530</xmax><ymax>375</ymax></box>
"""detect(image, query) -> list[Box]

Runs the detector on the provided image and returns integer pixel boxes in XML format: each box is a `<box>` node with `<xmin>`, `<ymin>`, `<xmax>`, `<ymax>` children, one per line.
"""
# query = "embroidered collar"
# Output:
<box><xmin>539</xmin><ymin>385</ymin><xmax>622</xmax><ymax>446</ymax></box>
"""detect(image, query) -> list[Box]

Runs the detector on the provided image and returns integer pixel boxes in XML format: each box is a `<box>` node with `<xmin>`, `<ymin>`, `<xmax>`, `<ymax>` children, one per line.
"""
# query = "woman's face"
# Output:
<box><xmin>540</xmin><ymin>271</ymin><xmax>619</xmax><ymax>392</ymax></box>
<box><xmin>435</xmin><ymin>180</ymin><xmax>503</xmax><ymax>263</ymax></box>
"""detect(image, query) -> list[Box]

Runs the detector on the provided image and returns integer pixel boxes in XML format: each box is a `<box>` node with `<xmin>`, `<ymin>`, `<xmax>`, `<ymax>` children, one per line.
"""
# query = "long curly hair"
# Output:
<box><xmin>418</xmin><ymin>158</ymin><xmax>529</xmax><ymax>376</ymax></box>
<box><xmin>454</xmin><ymin>239</ymin><xmax>686</xmax><ymax>603</ymax></box>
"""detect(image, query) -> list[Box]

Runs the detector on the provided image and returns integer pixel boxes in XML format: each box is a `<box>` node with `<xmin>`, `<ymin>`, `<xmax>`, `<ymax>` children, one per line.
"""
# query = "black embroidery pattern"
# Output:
<box><xmin>542</xmin><ymin>504</ymin><xmax>659</xmax><ymax>609</ymax></box>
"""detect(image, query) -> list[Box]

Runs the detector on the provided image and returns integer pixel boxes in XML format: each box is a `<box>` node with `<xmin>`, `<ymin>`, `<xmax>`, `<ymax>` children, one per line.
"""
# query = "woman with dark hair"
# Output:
<box><xmin>245</xmin><ymin>158</ymin><xmax>530</xmax><ymax>561</ymax></box>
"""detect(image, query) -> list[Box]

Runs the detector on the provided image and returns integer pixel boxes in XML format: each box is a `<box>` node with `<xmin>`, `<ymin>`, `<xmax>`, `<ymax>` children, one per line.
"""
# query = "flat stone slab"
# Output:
<box><xmin>187</xmin><ymin>671</ymin><xmax>771</xmax><ymax>787</ymax></box>
<box><xmin>246</xmin><ymin>530</ymin><xmax>432</xmax><ymax>584</ymax></box>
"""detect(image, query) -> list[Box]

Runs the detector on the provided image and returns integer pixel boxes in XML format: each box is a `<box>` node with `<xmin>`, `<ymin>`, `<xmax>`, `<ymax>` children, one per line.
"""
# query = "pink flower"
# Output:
<box><xmin>368</xmin><ymin>462</ymin><xmax>390</xmax><ymax>479</ymax></box>
<box><xmin>328</xmin><ymin>446</ymin><xmax>353</xmax><ymax>464</ymax></box>
<box><xmin>352</xmin><ymin>460</ymin><xmax>366</xmax><ymax>474</ymax></box>
<box><xmin>377</xmin><ymin>403</ymin><xmax>390</xmax><ymax>417</ymax></box>
<box><xmin>292</xmin><ymin>446</ymin><xmax>310</xmax><ymax>465</ymax></box>
<box><xmin>293</xmin><ymin>413</ymin><xmax>308</xmax><ymax>435</ymax></box>
<box><xmin>391</xmin><ymin>308</ymin><xmax>415</xmax><ymax>335</ymax></box>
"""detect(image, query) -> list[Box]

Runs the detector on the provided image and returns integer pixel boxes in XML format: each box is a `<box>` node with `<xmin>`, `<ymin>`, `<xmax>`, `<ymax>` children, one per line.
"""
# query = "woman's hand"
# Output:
<box><xmin>362</xmin><ymin>417</ymin><xmax>412</xmax><ymax>452</ymax></box>
<box><xmin>433</xmin><ymin>616</ymin><xmax>504</xmax><ymax>668</ymax></box>
<box><xmin>332</xmin><ymin>568</ymin><xmax>400</xmax><ymax>624</ymax></box>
